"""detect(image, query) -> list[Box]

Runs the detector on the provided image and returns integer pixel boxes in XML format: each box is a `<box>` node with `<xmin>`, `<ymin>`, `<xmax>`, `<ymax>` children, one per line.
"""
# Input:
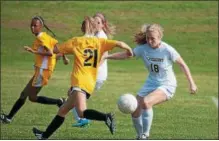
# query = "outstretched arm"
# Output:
<box><xmin>175</xmin><ymin>57</ymin><xmax>197</xmax><ymax>94</ymax></box>
<box><xmin>115</xmin><ymin>41</ymin><xmax>133</xmax><ymax>57</ymax></box>
<box><xmin>56</xmin><ymin>53</ymin><xmax>70</xmax><ymax>65</ymax></box>
<box><xmin>105</xmin><ymin>41</ymin><xmax>133</xmax><ymax>60</ymax></box>
<box><xmin>106</xmin><ymin>51</ymin><xmax>131</xmax><ymax>60</ymax></box>
<box><xmin>24</xmin><ymin>46</ymin><xmax>52</xmax><ymax>56</ymax></box>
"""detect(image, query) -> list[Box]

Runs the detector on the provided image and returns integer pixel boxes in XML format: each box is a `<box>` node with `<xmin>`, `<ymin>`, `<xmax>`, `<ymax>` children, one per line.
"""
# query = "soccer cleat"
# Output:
<box><xmin>136</xmin><ymin>135</ymin><xmax>141</xmax><ymax>140</ymax></box>
<box><xmin>72</xmin><ymin>119</ymin><xmax>91</xmax><ymax>128</ymax></box>
<box><xmin>32</xmin><ymin>127</ymin><xmax>47</xmax><ymax>140</ymax></box>
<box><xmin>0</xmin><ymin>113</ymin><xmax>12</xmax><ymax>124</ymax></box>
<box><xmin>140</xmin><ymin>134</ymin><xmax>148</xmax><ymax>140</ymax></box>
<box><xmin>57</xmin><ymin>97</ymin><xmax>66</xmax><ymax>107</ymax></box>
<box><xmin>105</xmin><ymin>113</ymin><xmax>116</xmax><ymax>135</ymax></box>
<box><xmin>136</xmin><ymin>134</ymin><xmax>148</xmax><ymax>140</ymax></box>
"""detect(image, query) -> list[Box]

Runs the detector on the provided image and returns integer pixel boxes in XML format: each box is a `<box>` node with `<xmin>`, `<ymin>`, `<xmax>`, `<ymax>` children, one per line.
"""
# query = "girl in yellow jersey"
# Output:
<box><xmin>71</xmin><ymin>13</ymin><xmax>116</xmax><ymax>127</ymax></box>
<box><xmin>32</xmin><ymin>16</ymin><xmax>133</xmax><ymax>139</ymax></box>
<box><xmin>0</xmin><ymin>16</ymin><xmax>69</xmax><ymax>124</ymax></box>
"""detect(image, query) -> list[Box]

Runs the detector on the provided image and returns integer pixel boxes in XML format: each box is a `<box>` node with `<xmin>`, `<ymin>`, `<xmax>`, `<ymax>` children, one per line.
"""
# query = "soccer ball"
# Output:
<box><xmin>117</xmin><ymin>93</ymin><xmax>138</xmax><ymax>114</ymax></box>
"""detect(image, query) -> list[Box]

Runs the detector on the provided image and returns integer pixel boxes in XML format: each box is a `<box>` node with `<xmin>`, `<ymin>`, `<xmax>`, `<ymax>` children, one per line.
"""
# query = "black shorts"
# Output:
<box><xmin>70</xmin><ymin>86</ymin><xmax>91</xmax><ymax>99</ymax></box>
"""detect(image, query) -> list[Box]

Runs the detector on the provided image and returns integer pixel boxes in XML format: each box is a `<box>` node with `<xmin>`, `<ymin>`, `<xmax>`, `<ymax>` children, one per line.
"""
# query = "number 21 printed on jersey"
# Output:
<box><xmin>83</xmin><ymin>49</ymin><xmax>98</xmax><ymax>68</ymax></box>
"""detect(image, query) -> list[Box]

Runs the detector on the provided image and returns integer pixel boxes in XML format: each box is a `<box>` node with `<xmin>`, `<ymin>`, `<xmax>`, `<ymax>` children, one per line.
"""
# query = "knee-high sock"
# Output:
<box><xmin>36</xmin><ymin>96</ymin><xmax>61</xmax><ymax>105</ymax></box>
<box><xmin>42</xmin><ymin>115</ymin><xmax>65</xmax><ymax>139</ymax></box>
<box><xmin>142</xmin><ymin>108</ymin><xmax>153</xmax><ymax>137</ymax></box>
<box><xmin>84</xmin><ymin>109</ymin><xmax>107</xmax><ymax>121</ymax></box>
<box><xmin>132</xmin><ymin>115</ymin><xmax>143</xmax><ymax>137</ymax></box>
<box><xmin>72</xmin><ymin>108</ymin><xmax>80</xmax><ymax>121</ymax></box>
<box><xmin>7</xmin><ymin>98</ymin><xmax>26</xmax><ymax>119</ymax></box>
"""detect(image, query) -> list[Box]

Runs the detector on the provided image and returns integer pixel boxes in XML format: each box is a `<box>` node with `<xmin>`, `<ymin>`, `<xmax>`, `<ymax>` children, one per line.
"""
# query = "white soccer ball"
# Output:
<box><xmin>117</xmin><ymin>93</ymin><xmax>138</xmax><ymax>114</ymax></box>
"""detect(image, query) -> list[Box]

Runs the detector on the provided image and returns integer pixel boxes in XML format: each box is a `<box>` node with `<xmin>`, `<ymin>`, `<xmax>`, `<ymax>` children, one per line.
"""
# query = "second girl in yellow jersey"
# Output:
<box><xmin>0</xmin><ymin>16</ymin><xmax>69</xmax><ymax>124</ymax></box>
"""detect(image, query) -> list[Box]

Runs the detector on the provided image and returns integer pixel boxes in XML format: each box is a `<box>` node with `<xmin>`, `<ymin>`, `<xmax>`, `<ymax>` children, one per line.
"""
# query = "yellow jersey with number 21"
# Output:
<box><xmin>58</xmin><ymin>37</ymin><xmax>116</xmax><ymax>95</ymax></box>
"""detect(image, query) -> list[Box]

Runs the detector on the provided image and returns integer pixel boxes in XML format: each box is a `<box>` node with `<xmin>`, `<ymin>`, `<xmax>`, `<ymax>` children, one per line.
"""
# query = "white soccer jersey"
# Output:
<box><xmin>133</xmin><ymin>41</ymin><xmax>180</xmax><ymax>87</ymax></box>
<box><xmin>95</xmin><ymin>30</ymin><xmax>108</xmax><ymax>81</ymax></box>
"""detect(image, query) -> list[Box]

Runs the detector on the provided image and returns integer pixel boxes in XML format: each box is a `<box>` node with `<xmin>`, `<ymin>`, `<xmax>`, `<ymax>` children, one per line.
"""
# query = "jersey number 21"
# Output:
<box><xmin>84</xmin><ymin>49</ymin><xmax>98</xmax><ymax>68</ymax></box>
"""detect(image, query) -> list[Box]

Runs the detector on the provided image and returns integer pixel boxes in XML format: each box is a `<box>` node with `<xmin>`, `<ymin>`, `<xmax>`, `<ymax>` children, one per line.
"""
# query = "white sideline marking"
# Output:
<box><xmin>211</xmin><ymin>97</ymin><xmax>218</xmax><ymax>108</ymax></box>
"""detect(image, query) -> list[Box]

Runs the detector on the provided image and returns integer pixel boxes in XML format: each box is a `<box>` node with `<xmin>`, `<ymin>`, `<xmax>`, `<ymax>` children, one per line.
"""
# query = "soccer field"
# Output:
<box><xmin>1</xmin><ymin>1</ymin><xmax>218</xmax><ymax>140</ymax></box>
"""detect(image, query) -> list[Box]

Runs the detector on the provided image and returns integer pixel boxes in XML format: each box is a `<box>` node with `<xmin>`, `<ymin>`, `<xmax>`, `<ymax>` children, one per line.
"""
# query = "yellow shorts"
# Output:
<box><xmin>32</xmin><ymin>67</ymin><xmax>53</xmax><ymax>87</ymax></box>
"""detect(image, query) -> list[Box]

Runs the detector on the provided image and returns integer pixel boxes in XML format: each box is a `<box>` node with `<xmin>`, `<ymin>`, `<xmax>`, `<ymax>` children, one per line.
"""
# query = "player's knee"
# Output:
<box><xmin>142</xmin><ymin>100</ymin><xmax>152</xmax><ymax>109</ymax></box>
<box><xmin>58</xmin><ymin>106</ymin><xmax>70</xmax><ymax>117</ymax></box>
<box><xmin>28</xmin><ymin>96</ymin><xmax>37</xmax><ymax>102</ymax></box>
<box><xmin>131</xmin><ymin>106</ymin><xmax>141</xmax><ymax>118</ymax></box>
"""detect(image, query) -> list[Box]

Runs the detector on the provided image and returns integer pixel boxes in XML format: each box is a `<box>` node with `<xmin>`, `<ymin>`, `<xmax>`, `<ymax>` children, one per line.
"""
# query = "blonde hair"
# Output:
<box><xmin>94</xmin><ymin>12</ymin><xmax>116</xmax><ymax>39</ymax></box>
<box><xmin>134</xmin><ymin>23</ymin><xmax>164</xmax><ymax>45</ymax></box>
<box><xmin>81</xmin><ymin>16</ymin><xmax>97</xmax><ymax>35</ymax></box>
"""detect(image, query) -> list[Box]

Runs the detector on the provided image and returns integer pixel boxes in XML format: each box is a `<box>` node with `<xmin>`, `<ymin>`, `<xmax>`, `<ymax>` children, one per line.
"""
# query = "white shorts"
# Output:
<box><xmin>138</xmin><ymin>85</ymin><xmax>176</xmax><ymax>100</ymax></box>
<box><xmin>69</xmin><ymin>86</ymin><xmax>90</xmax><ymax>99</ymax></box>
<box><xmin>95</xmin><ymin>80</ymin><xmax>105</xmax><ymax>90</ymax></box>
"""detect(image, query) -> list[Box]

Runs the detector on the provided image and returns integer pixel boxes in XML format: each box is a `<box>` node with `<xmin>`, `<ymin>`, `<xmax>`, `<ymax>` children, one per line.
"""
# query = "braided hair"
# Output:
<box><xmin>32</xmin><ymin>16</ymin><xmax>56</xmax><ymax>37</ymax></box>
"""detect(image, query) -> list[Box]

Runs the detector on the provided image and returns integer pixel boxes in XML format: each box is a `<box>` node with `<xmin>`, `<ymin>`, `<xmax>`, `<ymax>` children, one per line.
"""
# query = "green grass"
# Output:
<box><xmin>1</xmin><ymin>1</ymin><xmax>218</xmax><ymax>140</ymax></box>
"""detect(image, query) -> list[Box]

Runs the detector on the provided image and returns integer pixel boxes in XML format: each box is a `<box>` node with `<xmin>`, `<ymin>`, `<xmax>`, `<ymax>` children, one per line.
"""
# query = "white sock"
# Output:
<box><xmin>142</xmin><ymin>108</ymin><xmax>153</xmax><ymax>137</ymax></box>
<box><xmin>72</xmin><ymin>108</ymin><xmax>80</xmax><ymax>121</ymax></box>
<box><xmin>132</xmin><ymin>115</ymin><xmax>143</xmax><ymax>137</ymax></box>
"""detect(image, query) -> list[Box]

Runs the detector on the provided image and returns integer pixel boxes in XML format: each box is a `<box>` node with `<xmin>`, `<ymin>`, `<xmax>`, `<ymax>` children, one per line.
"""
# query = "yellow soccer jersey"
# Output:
<box><xmin>32</xmin><ymin>32</ymin><xmax>58</xmax><ymax>71</ymax></box>
<box><xmin>58</xmin><ymin>37</ymin><xmax>117</xmax><ymax>95</ymax></box>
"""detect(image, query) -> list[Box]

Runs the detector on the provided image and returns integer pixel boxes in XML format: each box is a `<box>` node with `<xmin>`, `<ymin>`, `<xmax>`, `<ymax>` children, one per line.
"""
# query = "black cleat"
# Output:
<box><xmin>105</xmin><ymin>113</ymin><xmax>116</xmax><ymax>135</ymax></box>
<box><xmin>0</xmin><ymin>113</ymin><xmax>12</xmax><ymax>124</ymax></box>
<box><xmin>32</xmin><ymin>127</ymin><xmax>46</xmax><ymax>140</ymax></box>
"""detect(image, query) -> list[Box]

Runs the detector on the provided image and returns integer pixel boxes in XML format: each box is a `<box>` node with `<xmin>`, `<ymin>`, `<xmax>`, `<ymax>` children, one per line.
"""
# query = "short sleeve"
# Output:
<box><xmin>133</xmin><ymin>46</ymin><xmax>142</xmax><ymax>58</ymax></box>
<box><xmin>37</xmin><ymin>34</ymin><xmax>51</xmax><ymax>50</ymax></box>
<box><xmin>100</xmin><ymin>38</ymin><xmax>117</xmax><ymax>52</ymax></box>
<box><xmin>51</xmin><ymin>38</ymin><xmax>58</xmax><ymax>48</ymax></box>
<box><xmin>58</xmin><ymin>38</ymin><xmax>75</xmax><ymax>54</ymax></box>
<box><xmin>168</xmin><ymin>46</ymin><xmax>180</xmax><ymax>62</ymax></box>
<box><xmin>37</xmin><ymin>33</ymin><xmax>58</xmax><ymax>51</ymax></box>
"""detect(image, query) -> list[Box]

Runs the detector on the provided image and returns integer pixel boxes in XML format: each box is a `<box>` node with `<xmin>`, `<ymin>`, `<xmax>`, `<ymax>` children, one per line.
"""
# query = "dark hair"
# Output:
<box><xmin>32</xmin><ymin>16</ymin><xmax>56</xmax><ymax>37</ymax></box>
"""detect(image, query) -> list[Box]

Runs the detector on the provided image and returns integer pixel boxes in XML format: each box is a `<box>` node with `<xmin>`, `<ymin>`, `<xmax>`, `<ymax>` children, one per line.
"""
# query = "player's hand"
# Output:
<box><xmin>24</xmin><ymin>46</ymin><xmax>34</xmax><ymax>53</ymax></box>
<box><xmin>127</xmin><ymin>49</ymin><xmax>134</xmax><ymax>57</ymax></box>
<box><xmin>62</xmin><ymin>55</ymin><xmax>70</xmax><ymax>65</ymax></box>
<box><xmin>63</xmin><ymin>57</ymin><xmax>70</xmax><ymax>65</ymax></box>
<box><xmin>190</xmin><ymin>83</ymin><xmax>197</xmax><ymax>94</ymax></box>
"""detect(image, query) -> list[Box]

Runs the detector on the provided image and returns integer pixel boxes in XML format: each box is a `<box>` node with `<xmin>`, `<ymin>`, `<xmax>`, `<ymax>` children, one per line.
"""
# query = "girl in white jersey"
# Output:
<box><xmin>71</xmin><ymin>12</ymin><xmax>116</xmax><ymax>127</ymax></box>
<box><xmin>106</xmin><ymin>24</ymin><xmax>197</xmax><ymax>139</ymax></box>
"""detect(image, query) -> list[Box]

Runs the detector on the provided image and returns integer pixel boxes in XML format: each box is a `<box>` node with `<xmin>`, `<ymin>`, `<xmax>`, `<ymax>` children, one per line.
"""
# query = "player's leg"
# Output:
<box><xmin>131</xmin><ymin>95</ymin><xmax>143</xmax><ymax>139</ymax></box>
<box><xmin>71</xmin><ymin>89</ymin><xmax>90</xmax><ymax>127</ymax></box>
<box><xmin>33</xmin><ymin>88</ymin><xmax>79</xmax><ymax>139</ymax></box>
<box><xmin>0</xmin><ymin>76</ymin><xmax>34</xmax><ymax>123</ymax></box>
<box><xmin>141</xmin><ymin>88</ymin><xmax>168</xmax><ymax>138</ymax></box>
<box><xmin>71</xmin><ymin>80</ymin><xmax>104</xmax><ymax>127</ymax></box>
<box><xmin>83</xmin><ymin>109</ymin><xmax>115</xmax><ymax>135</ymax></box>
<box><xmin>30</xmin><ymin>68</ymin><xmax>64</xmax><ymax>107</ymax></box>
<box><xmin>72</xmin><ymin>107</ymin><xmax>80</xmax><ymax>121</ymax></box>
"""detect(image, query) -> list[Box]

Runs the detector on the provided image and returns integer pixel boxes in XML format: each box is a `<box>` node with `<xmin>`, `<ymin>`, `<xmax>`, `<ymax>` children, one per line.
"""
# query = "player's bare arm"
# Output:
<box><xmin>24</xmin><ymin>46</ymin><xmax>52</xmax><ymax>56</ymax></box>
<box><xmin>105</xmin><ymin>51</ymin><xmax>131</xmax><ymax>60</ymax></box>
<box><xmin>115</xmin><ymin>41</ymin><xmax>133</xmax><ymax>57</ymax></box>
<box><xmin>175</xmin><ymin>57</ymin><xmax>198</xmax><ymax>94</ymax></box>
